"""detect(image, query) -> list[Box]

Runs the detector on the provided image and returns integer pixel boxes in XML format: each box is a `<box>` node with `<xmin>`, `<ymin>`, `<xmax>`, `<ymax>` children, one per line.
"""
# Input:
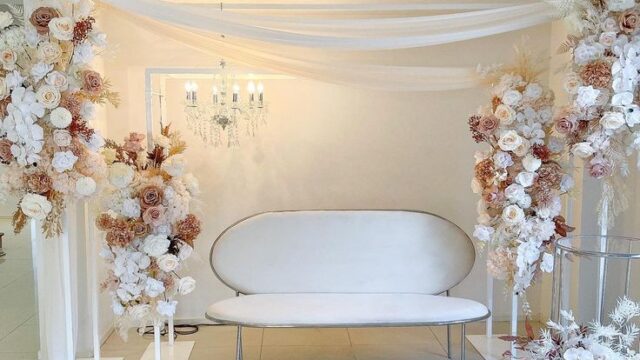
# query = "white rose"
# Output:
<box><xmin>156</xmin><ymin>300</ymin><xmax>177</xmax><ymax>317</ymax></box>
<box><xmin>128</xmin><ymin>304</ymin><xmax>151</xmax><ymax>320</ymax></box>
<box><xmin>513</xmin><ymin>138</ymin><xmax>531</xmax><ymax>158</ymax></box>
<box><xmin>157</xmin><ymin>254</ymin><xmax>179</xmax><ymax>272</ymax></box>
<box><xmin>20</xmin><ymin>193</ymin><xmax>52</xmax><ymax>220</ymax></box>
<box><xmin>45</xmin><ymin>71</ymin><xmax>69</xmax><ymax>91</ymax></box>
<box><xmin>576</xmin><ymin>86</ymin><xmax>600</xmax><ymax>108</ymax></box>
<box><xmin>571</xmin><ymin>142</ymin><xmax>595</xmax><ymax>158</ymax></box>
<box><xmin>602</xmin><ymin>17</ymin><xmax>620</xmax><ymax>32</ymax></box>
<box><xmin>523</xmin><ymin>83</ymin><xmax>542</xmax><ymax>100</ymax></box>
<box><xmin>540</xmin><ymin>253</ymin><xmax>554</xmax><ymax>273</ymax></box>
<box><xmin>0</xmin><ymin>49</ymin><xmax>17</xmax><ymax>70</ymax></box>
<box><xmin>493</xmin><ymin>151</ymin><xmax>513</xmax><ymax>169</ymax></box>
<box><xmin>600</xmin><ymin>111</ymin><xmax>626</xmax><ymax>130</ymax></box>
<box><xmin>142</xmin><ymin>234</ymin><xmax>170</xmax><ymax>257</ymax></box>
<box><xmin>519</xmin><ymin>194</ymin><xmax>532</xmax><ymax>209</ymax></box>
<box><xmin>473</xmin><ymin>225</ymin><xmax>494</xmax><ymax>242</ymax></box>
<box><xmin>161</xmin><ymin>154</ymin><xmax>186</xmax><ymax>177</ymax></box>
<box><xmin>145</xmin><ymin>277</ymin><xmax>165</xmax><ymax>298</ymax></box>
<box><xmin>505</xmin><ymin>184</ymin><xmax>526</xmax><ymax>203</ymax></box>
<box><xmin>501</xmin><ymin>90</ymin><xmax>522</xmax><ymax>106</ymax></box>
<box><xmin>52</xmin><ymin>151</ymin><xmax>79</xmax><ymax>173</ymax></box>
<box><xmin>53</xmin><ymin>130</ymin><xmax>72</xmax><ymax>147</ymax></box>
<box><xmin>178</xmin><ymin>276</ymin><xmax>196</xmax><ymax>295</ymax></box>
<box><xmin>49</xmin><ymin>107</ymin><xmax>72</xmax><ymax>128</ymax></box>
<box><xmin>608</xmin><ymin>0</ymin><xmax>635</xmax><ymax>11</ymax></box>
<box><xmin>37</xmin><ymin>42</ymin><xmax>62</xmax><ymax>64</ymax></box>
<box><xmin>178</xmin><ymin>243</ymin><xmax>193</xmax><ymax>261</ymax></box>
<box><xmin>108</xmin><ymin>163</ymin><xmax>135</xmax><ymax>189</ymax></box>
<box><xmin>498</xmin><ymin>130</ymin><xmax>523</xmax><ymax>151</ymax></box>
<box><xmin>494</xmin><ymin>104</ymin><xmax>516</xmax><ymax>125</ymax></box>
<box><xmin>502</xmin><ymin>205</ymin><xmax>525</xmax><ymax>225</ymax></box>
<box><xmin>0</xmin><ymin>11</ymin><xmax>14</xmax><ymax>29</ymax></box>
<box><xmin>48</xmin><ymin>17</ymin><xmax>74</xmax><ymax>41</ymax></box>
<box><xmin>574</xmin><ymin>43</ymin><xmax>604</xmax><ymax>65</ymax></box>
<box><xmin>516</xmin><ymin>172</ymin><xmax>536</xmax><ymax>187</ymax></box>
<box><xmin>599</xmin><ymin>32</ymin><xmax>617</xmax><ymax>47</ymax></box>
<box><xmin>75</xmin><ymin>176</ymin><xmax>96</xmax><ymax>197</ymax></box>
<box><xmin>36</xmin><ymin>85</ymin><xmax>61</xmax><ymax>109</ymax></box>
<box><xmin>31</xmin><ymin>62</ymin><xmax>54</xmax><ymax>82</ymax></box>
<box><xmin>121</xmin><ymin>198</ymin><xmax>141</xmax><ymax>218</ymax></box>
<box><xmin>72</xmin><ymin>42</ymin><xmax>95</xmax><ymax>65</ymax></box>
<box><xmin>522</xmin><ymin>154</ymin><xmax>542</xmax><ymax>172</ymax></box>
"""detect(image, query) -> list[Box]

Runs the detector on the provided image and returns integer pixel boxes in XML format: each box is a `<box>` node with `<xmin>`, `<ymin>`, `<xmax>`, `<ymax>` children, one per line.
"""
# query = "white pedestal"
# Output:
<box><xmin>140</xmin><ymin>341</ymin><xmax>195</xmax><ymax>360</ymax></box>
<box><xmin>467</xmin><ymin>335</ymin><xmax>512</xmax><ymax>360</ymax></box>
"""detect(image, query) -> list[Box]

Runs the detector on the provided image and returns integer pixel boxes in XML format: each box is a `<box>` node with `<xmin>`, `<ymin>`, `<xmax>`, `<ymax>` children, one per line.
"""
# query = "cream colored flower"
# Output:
<box><xmin>45</xmin><ymin>71</ymin><xmax>69</xmax><ymax>91</ymax></box>
<box><xmin>157</xmin><ymin>254</ymin><xmax>179</xmax><ymax>272</ymax></box>
<box><xmin>494</xmin><ymin>104</ymin><xmax>516</xmax><ymax>125</ymax></box>
<box><xmin>0</xmin><ymin>11</ymin><xmax>13</xmax><ymax>29</ymax></box>
<box><xmin>49</xmin><ymin>107</ymin><xmax>72</xmax><ymax>128</ymax></box>
<box><xmin>178</xmin><ymin>276</ymin><xmax>196</xmax><ymax>295</ymax></box>
<box><xmin>523</xmin><ymin>154</ymin><xmax>542</xmax><ymax>172</ymax></box>
<box><xmin>52</xmin><ymin>129</ymin><xmax>72</xmax><ymax>147</ymax></box>
<box><xmin>502</xmin><ymin>205</ymin><xmax>525</xmax><ymax>225</ymax></box>
<box><xmin>52</xmin><ymin>150</ymin><xmax>78</xmax><ymax>172</ymax></box>
<box><xmin>513</xmin><ymin>139</ymin><xmax>531</xmax><ymax>157</ymax></box>
<box><xmin>108</xmin><ymin>163</ymin><xmax>135</xmax><ymax>189</ymax></box>
<box><xmin>571</xmin><ymin>142</ymin><xmax>595</xmax><ymax>158</ymax></box>
<box><xmin>600</xmin><ymin>111</ymin><xmax>626</xmax><ymax>130</ymax></box>
<box><xmin>75</xmin><ymin>176</ymin><xmax>96</xmax><ymax>197</ymax></box>
<box><xmin>161</xmin><ymin>154</ymin><xmax>186</xmax><ymax>177</ymax></box>
<box><xmin>498</xmin><ymin>130</ymin><xmax>523</xmax><ymax>152</ymax></box>
<box><xmin>20</xmin><ymin>193</ymin><xmax>52</xmax><ymax>220</ymax></box>
<box><xmin>36</xmin><ymin>85</ymin><xmax>61</xmax><ymax>109</ymax></box>
<box><xmin>37</xmin><ymin>42</ymin><xmax>62</xmax><ymax>64</ymax></box>
<box><xmin>102</xmin><ymin>148</ymin><xmax>117</xmax><ymax>165</ymax></box>
<box><xmin>48</xmin><ymin>17</ymin><xmax>74</xmax><ymax>41</ymax></box>
<box><xmin>0</xmin><ymin>49</ymin><xmax>17</xmax><ymax>70</ymax></box>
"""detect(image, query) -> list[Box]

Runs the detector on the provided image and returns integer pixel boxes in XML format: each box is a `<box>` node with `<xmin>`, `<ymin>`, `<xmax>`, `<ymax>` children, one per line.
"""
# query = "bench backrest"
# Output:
<box><xmin>210</xmin><ymin>210</ymin><xmax>475</xmax><ymax>295</ymax></box>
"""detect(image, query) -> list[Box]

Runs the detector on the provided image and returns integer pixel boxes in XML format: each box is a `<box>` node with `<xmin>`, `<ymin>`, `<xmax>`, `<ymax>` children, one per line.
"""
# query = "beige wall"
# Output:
<box><xmin>101</xmin><ymin>7</ymin><xmax>554</xmax><ymax>321</ymax></box>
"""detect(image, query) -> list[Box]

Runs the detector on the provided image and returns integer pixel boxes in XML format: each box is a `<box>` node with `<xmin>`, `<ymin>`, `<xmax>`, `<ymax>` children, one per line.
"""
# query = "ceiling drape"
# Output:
<box><xmin>99</xmin><ymin>0</ymin><xmax>562</xmax><ymax>91</ymax></box>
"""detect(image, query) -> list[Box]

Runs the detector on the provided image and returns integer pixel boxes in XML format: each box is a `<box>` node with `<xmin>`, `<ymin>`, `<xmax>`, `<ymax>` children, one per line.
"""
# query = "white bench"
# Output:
<box><xmin>207</xmin><ymin>210</ymin><xmax>489</xmax><ymax>359</ymax></box>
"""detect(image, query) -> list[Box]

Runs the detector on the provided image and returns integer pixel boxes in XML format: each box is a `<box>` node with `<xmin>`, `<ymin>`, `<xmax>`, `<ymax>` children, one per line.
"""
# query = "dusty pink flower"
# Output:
<box><xmin>30</xmin><ymin>7</ymin><xmax>59</xmax><ymax>35</ymax></box>
<box><xmin>82</xmin><ymin>71</ymin><xmax>103</xmax><ymax>94</ymax></box>
<box><xmin>589</xmin><ymin>161</ymin><xmax>612</xmax><ymax>179</ymax></box>
<box><xmin>0</xmin><ymin>139</ymin><xmax>14</xmax><ymax>162</ymax></box>
<box><xmin>142</xmin><ymin>206</ymin><xmax>166</xmax><ymax>227</ymax></box>
<box><xmin>123</xmin><ymin>133</ymin><xmax>145</xmax><ymax>153</ymax></box>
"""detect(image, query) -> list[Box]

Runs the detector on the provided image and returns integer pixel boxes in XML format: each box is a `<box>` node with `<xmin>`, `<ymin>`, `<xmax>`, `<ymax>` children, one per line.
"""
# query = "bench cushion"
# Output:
<box><xmin>206</xmin><ymin>293</ymin><xmax>490</xmax><ymax>327</ymax></box>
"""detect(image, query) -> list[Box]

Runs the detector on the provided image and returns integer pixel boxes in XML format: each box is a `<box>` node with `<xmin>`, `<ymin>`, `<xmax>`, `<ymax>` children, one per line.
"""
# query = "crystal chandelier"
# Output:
<box><xmin>184</xmin><ymin>59</ymin><xmax>267</xmax><ymax>147</ymax></box>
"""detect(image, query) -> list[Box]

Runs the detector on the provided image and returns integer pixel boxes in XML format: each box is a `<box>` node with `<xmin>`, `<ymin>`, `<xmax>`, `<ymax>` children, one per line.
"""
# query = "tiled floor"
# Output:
<box><xmin>99</xmin><ymin>321</ymin><xmax>539</xmax><ymax>360</ymax></box>
<box><xmin>0</xmin><ymin>218</ymin><xmax>39</xmax><ymax>360</ymax></box>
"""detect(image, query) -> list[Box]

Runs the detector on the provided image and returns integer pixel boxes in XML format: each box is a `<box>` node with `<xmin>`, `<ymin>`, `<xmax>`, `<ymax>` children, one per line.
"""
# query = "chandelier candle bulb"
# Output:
<box><xmin>233</xmin><ymin>83</ymin><xmax>240</xmax><ymax>103</ymax></box>
<box><xmin>248</xmin><ymin>81</ymin><xmax>256</xmax><ymax>103</ymax></box>
<box><xmin>258</xmin><ymin>82</ymin><xmax>264</xmax><ymax>105</ymax></box>
<box><xmin>212</xmin><ymin>85</ymin><xmax>219</xmax><ymax>104</ymax></box>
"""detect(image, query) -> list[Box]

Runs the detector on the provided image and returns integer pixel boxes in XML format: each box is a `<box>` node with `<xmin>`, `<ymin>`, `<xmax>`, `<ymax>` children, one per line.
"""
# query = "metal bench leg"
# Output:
<box><xmin>446</xmin><ymin>324</ymin><xmax>451</xmax><ymax>359</ymax></box>
<box><xmin>236</xmin><ymin>325</ymin><xmax>243</xmax><ymax>360</ymax></box>
<box><xmin>460</xmin><ymin>324</ymin><xmax>466</xmax><ymax>360</ymax></box>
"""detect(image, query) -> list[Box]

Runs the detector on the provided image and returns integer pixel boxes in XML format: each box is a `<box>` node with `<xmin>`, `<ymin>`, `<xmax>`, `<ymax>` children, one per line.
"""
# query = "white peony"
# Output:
<box><xmin>523</xmin><ymin>83</ymin><xmax>543</xmax><ymax>100</ymax></box>
<box><xmin>108</xmin><ymin>163</ymin><xmax>135</xmax><ymax>189</ymax></box>
<box><xmin>142</xmin><ymin>234</ymin><xmax>170</xmax><ymax>257</ymax></box>
<box><xmin>72</xmin><ymin>42</ymin><xmax>94</xmax><ymax>65</ymax></box>
<box><xmin>498</xmin><ymin>130</ymin><xmax>523</xmax><ymax>152</ymax></box>
<box><xmin>36</xmin><ymin>85</ymin><xmax>61</xmax><ymax>109</ymax></box>
<box><xmin>493</xmin><ymin>151</ymin><xmax>513</xmax><ymax>169</ymax></box>
<box><xmin>516</xmin><ymin>172</ymin><xmax>536</xmax><ymax>188</ymax></box>
<box><xmin>576</xmin><ymin>86</ymin><xmax>600</xmax><ymax>108</ymax></box>
<box><xmin>121</xmin><ymin>198</ymin><xmax>141</xmax><ymax>218</ymax></box>
<box><xmin>473</xmin><ymin>225</ymin><xmax>494</xmax><ymax>242</ymax></box>
<box><xmin>49</xmin><ymin>107</ymin><xmax>73</xmax><ymax>128</ymax></box>
<box><xmin>156</xmin><ymin>300</ymin><xmax>178</xmax><ymax>317</ymax></box>
<box><xmin>501</xmin><ymin>90</ymin><xmax>522</xmax><ymax>106</ymax></box>
<box><xmin>608</xmin><ymin>0</ymin><xmax>635</xmax><ymax>11</ymax></box>
<box><xmin>45</xmin><ymin>71</ymin><xmax>69</xmax><ymax>91</ymax></box>
<box><xmin>48</xmin><ymin>17</ymin><xmax>74</xmax><ymax>41</ymax></box>
<box><xmin>178</xmin><ymin>243</ymin><xmax>193</xmax><ymax>261</ymax></box>
<box><xmin>20</xmin><ymin>194</ymin><xmax>52</xmax><ymax>220</ymax></box>
<box><xmin>157</xmin><ymin>254</ymin><xmax>179</xmax><ymax>272</ymax></box>
<box><xmin>128</xmin><ymin>304</ymin><xmax>151</xmax><ymax>320</ymax></box>
<box><xmin>540</xmin><ymin>253</ymin><xmax>554</xmax><ymax>273</ymax></box>
<box><xmin>178</xmin><ymin>276</ymin><xmax>196</xmax><ymax>295</ymax></box>
<box><xmin>0</xmin><ymin>11</ymin><xmax>13</xmax><ymax>29</ymax></box>
<box><xmin>52</xmin><ymin>151</ymin><xmax>78</xmax><ymax>172</ymax></box>
<box><xmin>502</xmin><ymin>205</ymin><xmax>525</xmax><ymax>225</ymax></box>
<box><xmin>144</xmin><ymin>278</ymin><xmax>165</xmax><ymax>298</ymax></box>
<box><xmin>30</xmin><ymin>62</ymin><xmax>53</xmax><ymax>83</ymax></box>
<box><xmin>75</xmin><ymin>176</ymin><xmax>96</xmax><ymax>197</ymax></box>
<box><xmin>600</xmin><ymin>112</ymin><xmax>626</xmax><ymax>130</ymax></box>
<box><xmin>571</xmin><ymin>142</ymin><xmax>596</xmax><ymax>158</ymax></box>
<box><xmin>161</xmin><ymin>154</ymin><xmax>186</xmax><ymax>177</ymax></box>
<box><xmin>522</xmin><ymin>154</ymin><xmax>542</xmax><ymax>172</ymax></box>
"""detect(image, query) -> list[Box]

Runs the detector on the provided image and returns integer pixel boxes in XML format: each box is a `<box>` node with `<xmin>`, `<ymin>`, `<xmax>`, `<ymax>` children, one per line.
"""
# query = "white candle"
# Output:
<box><xmin>212</xmin><ymin>85</ymin><xmax>218</xmax><ymax>104</ymax></box>
<box><xmin>247</xmin><ymin>81</ymin><xmax>256</xmax><ymax>102</ymax></box>
<box><xmin>233</xmin><ymin>83</ymin><xmax>240</xmax><ymax>103</ymax></box>
<box><xmin>257</xmin><ymin>82</ymin><xmax>264</xmax><ymax>103</ymax></box>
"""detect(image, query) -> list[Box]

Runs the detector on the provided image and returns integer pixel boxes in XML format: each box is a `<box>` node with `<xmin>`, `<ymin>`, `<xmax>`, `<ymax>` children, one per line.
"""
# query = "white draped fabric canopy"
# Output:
<box><xmin>100</xmin><ymin>0</ymin><xmax>563</xmax><ymax>90</ymax></box>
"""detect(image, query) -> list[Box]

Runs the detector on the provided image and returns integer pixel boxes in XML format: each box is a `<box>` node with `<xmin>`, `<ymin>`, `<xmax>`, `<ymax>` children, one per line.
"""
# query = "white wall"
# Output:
<box><xmin>101</xmin><ymin>7</ymin><xmax>554</xmax><ymax>322</ymax></box>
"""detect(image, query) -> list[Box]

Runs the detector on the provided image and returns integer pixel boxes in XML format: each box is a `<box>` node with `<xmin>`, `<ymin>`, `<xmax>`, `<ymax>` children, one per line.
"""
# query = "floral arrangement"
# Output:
<box><xmin>470</xmin><ymin>52</ymin><xmax>574</xmax><ymax>297</ymax></box>
<box><xmin>98</xmin><ymin>126</ymin><xmax>201</xmax><ymax>337</ymax></box>
<box><xmin>555</xmin><ymin>0</ymin><xmax>640</xmax><ymax>226</ymax></box>
<box><xmin>0</xmin><ymin>1</ymin><xmax>118</xmax><ymax>237</ymax></box>
<box><xmin>505</xmin><ymin>297</ymin><xmax>640</xmax><ymax>359</ymax></box>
